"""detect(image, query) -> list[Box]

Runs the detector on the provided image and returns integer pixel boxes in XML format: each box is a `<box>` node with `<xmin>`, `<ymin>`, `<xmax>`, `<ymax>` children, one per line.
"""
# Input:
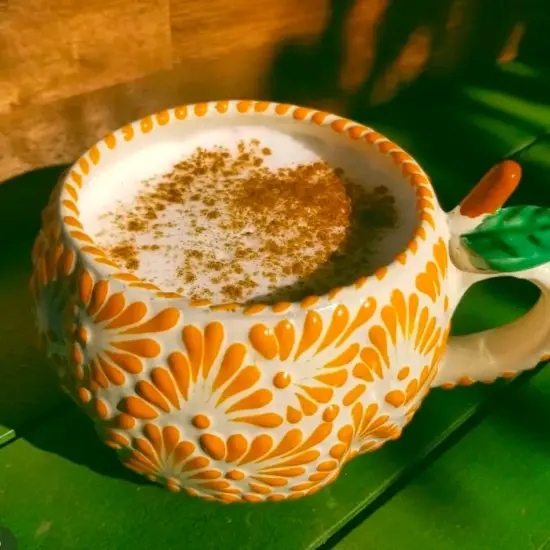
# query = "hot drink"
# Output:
<box><xmin>82</xmin><ymin>127</ymin><xmax>414</xmax><ymax>303</ymax></box>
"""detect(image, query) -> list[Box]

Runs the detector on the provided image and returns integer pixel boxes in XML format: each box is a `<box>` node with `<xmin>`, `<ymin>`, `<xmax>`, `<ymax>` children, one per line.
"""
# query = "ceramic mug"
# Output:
<box><xmin>31</xmin><ymin>100</ymin><xmax>550</xmax><ymax>504</ymax></box>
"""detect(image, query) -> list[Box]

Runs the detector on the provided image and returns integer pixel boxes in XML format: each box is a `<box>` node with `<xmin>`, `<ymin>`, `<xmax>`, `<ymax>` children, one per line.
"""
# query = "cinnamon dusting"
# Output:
<box><xmin>96</xmin><ymin>140</ymin><xmax>397</xmax><ymax>303</ymax></box>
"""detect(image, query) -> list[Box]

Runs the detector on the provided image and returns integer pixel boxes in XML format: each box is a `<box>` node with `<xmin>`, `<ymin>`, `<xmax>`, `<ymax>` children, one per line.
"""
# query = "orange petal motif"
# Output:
<box><xmin>182</xmin><ymin>325</ymin><xmax>203</xmax><ymax>382</ymax></box>
<box><xmin>249</xmin><ymin>324</ymin><xmax>278</xmax><ymax>360</ymax></box>
<box><xmin>95</xmin><ymin>293</ymin><xmax>126</xmax><ymax>324</ymax></box>
<box><xmin>88</xmin><ymin>280</ymin><xmax>109</xmax><ymax>316</ymax></box>
<box><xmin>168</xmin><ymin>352</ymin><xmax>191</xmax><ymax>400</ymax></box>
<box><xmin>202</xmin><ymin>322</ymin><xmax>224</xmax><ymax>378</ymax></box>
<box><xmin>295</xmin><ymin>312</ymin><xmax>323</xmax><ymax>359</ymax></box>
<box><xmin>232</xmin><ymin>413</ymin><xmax>283</xmax><ymax>428</ymax></box>
<box><xmin>120</xmin><ymin>396</ymin><xmax>158</xmax><ymax>419</ymax></box>
<box><xmin>104</xmin><ymin>351</ymin><xmax>143</xmax><ymax>374</ymax></box>
<box><xmin>122</xmin><ymin>307</ymin><xmax>180</xmax><ymax>334</ymax></box>
<box><xmin>239</xmin><ymin>435</ymin><xmax>273</xmax><ymax>465</ymax></box>
<box><xmin>112</xmin><ymin>339</ymin><xmax>161</xmax><ymax>358</ymax></box>
<box><xmin>274</xmin><ymin>321</ymin><xmax>295</xmax><ymax>360</ymax></box>
<box><xmin>316</xmin><ymin>305</ymin><xmax>349</xmax><ymax>353</ymax></box>
<box><xmin>136</xmin><ymin>380</ymin><xmax>171</xmax><ymax>413</ymax></box>
<box><xmin>336</xmin><ymin>298</ymin><xmax>376</xmax><ymax>346</ymax></box>
<box><xmin>416</xmin><ymin>239</ymin><xmax>448</xmax><ymax>303</ymax></box>
<box><xmin>212</xmin><ymin>344</ymin><xmax>247</xmax><ymax>392</ymax></box>
<box><xmin>79</xmin><ymin>271</ymin><xmax>93</xmax><ymax>303</ymax></box>
<box><xmin>217</xmin><ymin>366</ymin><xmax>261</xmax><ymax>406</ymax></box>
<box><xmin>151</xmin><ymin>367</ymin><xmax>180</xmax><ymax>408</ymax></box>
<box><xmin>225</xmin><ymin>389</ymin><xmax>273</xmax><ymax>413</ymax></box>
<box><xmin>226</xmin><ymin>435</ymin><xmax>248</xmax><ymax>463</ymax></box>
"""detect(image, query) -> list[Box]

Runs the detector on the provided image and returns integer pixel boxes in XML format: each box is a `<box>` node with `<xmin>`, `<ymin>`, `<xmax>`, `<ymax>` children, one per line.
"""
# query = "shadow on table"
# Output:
<box><xmin>382</xmin><ymin>372</ymin><xmax>550</xmax><ymax>533</ymax></box>
<box><xmin>489</xmin><ymin>380</ymin><xmax>550</xmax><ymax>455</ymax></box>
<box><xmin>0</xmin><ymin>166</ymin><xmax>147</xmax><ymax>485</ymax></box>
<box><xmin>0</xmin><ymin>165</ymin><xmax>69</xmax><ymax>433</ymax></box>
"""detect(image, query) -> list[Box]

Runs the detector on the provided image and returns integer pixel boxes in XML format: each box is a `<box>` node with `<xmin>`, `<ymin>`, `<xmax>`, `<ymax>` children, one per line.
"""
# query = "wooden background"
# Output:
<box><xmin>0</xmin><ymin>0</ymin><xmax>536</xmax><ymax>182</ymax></box>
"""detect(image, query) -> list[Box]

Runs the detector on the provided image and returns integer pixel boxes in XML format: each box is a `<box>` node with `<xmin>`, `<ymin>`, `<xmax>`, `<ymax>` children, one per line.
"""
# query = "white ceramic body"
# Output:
<box><xmin>31</xmin><ymin>101</ymin><xmax>549</xmax><ymax>503</ymax></box>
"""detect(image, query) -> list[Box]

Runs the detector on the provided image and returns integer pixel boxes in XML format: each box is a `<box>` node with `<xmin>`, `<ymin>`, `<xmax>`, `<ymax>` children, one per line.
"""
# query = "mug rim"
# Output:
<box><xmin>59</xmin><ymin>99</ymin><xmax>436</xmax><ymax>315</ymax></box>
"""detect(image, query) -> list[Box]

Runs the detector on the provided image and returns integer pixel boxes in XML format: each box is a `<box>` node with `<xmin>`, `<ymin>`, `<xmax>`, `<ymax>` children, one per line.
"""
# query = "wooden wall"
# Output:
<box><xmin>0</xmin><ymin>0</ymin><xmax>528</xmax><ymax>182</ymax></box>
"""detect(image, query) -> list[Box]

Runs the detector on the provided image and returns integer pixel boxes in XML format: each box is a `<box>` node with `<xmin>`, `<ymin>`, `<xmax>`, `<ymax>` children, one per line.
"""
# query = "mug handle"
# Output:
<box><xmin>433</xmin><ymin>160</ymin><xmax>550</xmax><ymax>388</ymax></box>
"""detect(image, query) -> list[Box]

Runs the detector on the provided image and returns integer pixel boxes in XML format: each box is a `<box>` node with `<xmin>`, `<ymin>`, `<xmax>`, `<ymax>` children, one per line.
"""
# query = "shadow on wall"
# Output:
<box><xmin>269</xmin><ymin>0</ymin><xmax>542</xmax><ymax>113</ymax></box>
<box><xmin>3</xmin><ymin>0</ymin><xmax>549</xmax><ymax>184</ymax></box>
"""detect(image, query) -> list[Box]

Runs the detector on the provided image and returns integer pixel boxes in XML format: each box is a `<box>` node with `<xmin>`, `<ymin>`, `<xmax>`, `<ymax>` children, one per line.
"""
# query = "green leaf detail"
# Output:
<box><xmin>460</xmin><ymin>205</ymin><xmax>550</xmax><ymax>272</ymax></box>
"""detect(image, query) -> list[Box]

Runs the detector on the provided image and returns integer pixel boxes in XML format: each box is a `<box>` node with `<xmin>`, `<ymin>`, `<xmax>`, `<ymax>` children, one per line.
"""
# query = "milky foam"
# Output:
<box><xmin>79</xmin><ymin>123</ymin><xmax>417</xmax><ymax>302</ymax></box>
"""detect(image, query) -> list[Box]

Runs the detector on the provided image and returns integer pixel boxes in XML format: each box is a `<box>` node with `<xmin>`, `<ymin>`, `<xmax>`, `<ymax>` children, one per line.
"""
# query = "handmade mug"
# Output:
<box><xmin>31</xmin><ymin>101</ymin><xmax>550</xmax><ymax>504</ymax></box>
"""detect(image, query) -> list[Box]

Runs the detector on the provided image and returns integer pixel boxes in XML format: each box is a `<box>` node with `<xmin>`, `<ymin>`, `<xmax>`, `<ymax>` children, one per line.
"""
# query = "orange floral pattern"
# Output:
<box><xmin>31</xmin><ymin>191</ymin><xmax>76</xmax><ymax>354</ymax></box>
<box><xmin>71</xmin><ymin>271</ymin><xmax>180</xmax><ymax>400</ymax></box>
<box><xmin>357</xmin><ymin>290</ymin><xmax>444</xmax><ymax>371</ymax></box>
<box><xmin>335</xmin><ymin>401</ymin><xmax>402</xmax><ymax>461</ymax></box>
<box><xmin>103</xmin><ymin>419</ymin><xmax>337</xmax><ymax>503</ymax></box>
<box><xmin>416</xmin><ymin>238</ymin><xmax>449</xmax><ymax>303</ymax></box>
<box><xmin>117</xmin><ymin>321</ymin><xmax>285</xmax><ymax>429</ymax></box>
<box><xmin>386</xmin><ymin>324</ymin><xmax>450</xmax><ymax>422</ymax></box>
<box><xmin>248</xmin><ymin>299</ymin><xmax>376</xmax><ymax>423</ymax></box>
<box><xmin>350</xmin><ymin>288</ymin><xmax>450</xmax><ymax>424</ymax></box>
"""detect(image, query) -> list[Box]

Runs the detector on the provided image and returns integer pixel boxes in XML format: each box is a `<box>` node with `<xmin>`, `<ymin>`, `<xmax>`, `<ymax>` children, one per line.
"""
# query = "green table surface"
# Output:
<box><xmin>335</xmin><ymin>357</ymin><xmax>550</xmax><ymax>550</ymax></box>
<box><xmin>1</xmin><ymin>61</ymin><xmax>550</xmax><ymax>549</ymax></box>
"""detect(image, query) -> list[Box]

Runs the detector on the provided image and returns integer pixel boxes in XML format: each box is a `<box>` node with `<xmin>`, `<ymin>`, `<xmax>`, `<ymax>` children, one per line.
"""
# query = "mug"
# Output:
<box><xmin>31</xmin><ymin>100</ymin><xmax>550</xmax><ymax>504</ymax></box>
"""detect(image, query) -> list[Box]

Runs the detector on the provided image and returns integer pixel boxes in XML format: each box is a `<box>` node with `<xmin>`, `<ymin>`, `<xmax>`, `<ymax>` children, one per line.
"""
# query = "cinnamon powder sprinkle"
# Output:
<box><xmin>96</xmin><ymin>139</ymin><xmax>397</xmax><ymax>303</ymax></box>
<box><xmin>109</xmin><ymin>240</ymin><xmax>139</xmax><ymax>271</ymax></box>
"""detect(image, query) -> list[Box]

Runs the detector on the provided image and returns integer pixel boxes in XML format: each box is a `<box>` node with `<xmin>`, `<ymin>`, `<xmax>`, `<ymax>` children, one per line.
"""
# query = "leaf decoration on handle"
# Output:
<box><xmin>460</xmin><ymin>205</ymin><xmax>550</xmax><ymax>272</ymax></box>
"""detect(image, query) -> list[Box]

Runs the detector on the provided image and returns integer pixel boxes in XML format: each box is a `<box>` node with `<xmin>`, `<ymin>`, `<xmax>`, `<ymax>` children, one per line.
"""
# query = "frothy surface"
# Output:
<box><xmin>81</xmin><ymin>125</ymin><xmax>416</xmax><ymax>303</ymax></box>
